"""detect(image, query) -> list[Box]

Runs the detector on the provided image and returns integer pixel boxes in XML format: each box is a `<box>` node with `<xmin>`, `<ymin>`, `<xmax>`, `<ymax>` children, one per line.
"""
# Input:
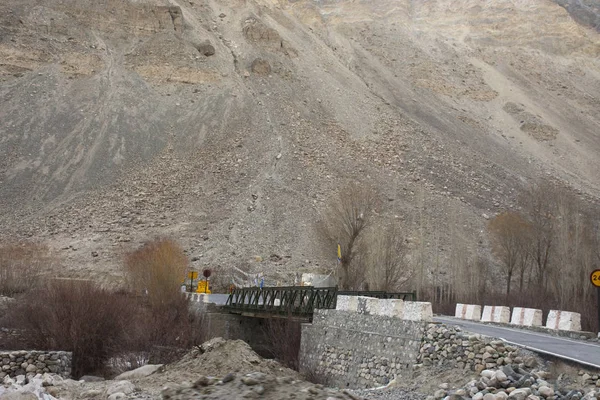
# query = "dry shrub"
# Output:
<box><xmin>1</xmin><ymin>238</ymin><xmax>209</xmax><ymax>378</ymax></box>
<box><xmin>125</xmin><ymin>238</ymin><xmax>188</xmax><ymax>307</ymax></box>
<box><xmin>0</xmin><ymin>242</ymin><xmax>51</xmax><ymax>296</ymax></box>
<box><xmin>4</xmin><ymin>280</ymin><xmax>209</xmax><ymax>377</ymax></box>
<box><xmin>6</xmin><ymin>280</ymin><xmax>135</xmax><ymax>378</ymax></box>
<box><xmin>128</xmin><ymin>296</ymin><xmax>209</xmax><ymax>364</ymax></box>
<box><xmin>123</xmin><ymin>238</ymin><xmax>208</xmax><ymax>365</ymax></box>
<box><xmin>263</xmin><ymin>317</ymin><xmax>302</xmax><ymax>370</ymax></box>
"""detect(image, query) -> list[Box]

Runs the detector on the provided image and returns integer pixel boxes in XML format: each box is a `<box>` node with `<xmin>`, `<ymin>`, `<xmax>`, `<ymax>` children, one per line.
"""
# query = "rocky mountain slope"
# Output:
<box><xmin>0</xmin><ymin>0</ymin><xmax>599</xmax><ymax>285</ymax></box>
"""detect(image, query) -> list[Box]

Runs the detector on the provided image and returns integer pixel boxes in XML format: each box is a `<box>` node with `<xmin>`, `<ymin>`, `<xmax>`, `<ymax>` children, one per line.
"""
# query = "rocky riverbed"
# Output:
<box><xmin>2</xmin><ymin>337</ymin><xmax>600</xmax><ymax>400</ymax></box>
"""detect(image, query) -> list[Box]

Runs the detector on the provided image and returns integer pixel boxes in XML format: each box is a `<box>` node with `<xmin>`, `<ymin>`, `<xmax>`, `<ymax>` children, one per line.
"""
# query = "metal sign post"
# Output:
<box><xmin>590</xmin><ymin>269</ymin><xmax>600</xmax><ymax>332</ymax></box>
<box><xmin>202</xmin><ymin>269</ymin><xmax>212</xmax><ymax>294</ymax></box>
<box><xmin>187</xmin><ymin>271</ymin><xmax>198</xmax><ymax>292</ymax></box>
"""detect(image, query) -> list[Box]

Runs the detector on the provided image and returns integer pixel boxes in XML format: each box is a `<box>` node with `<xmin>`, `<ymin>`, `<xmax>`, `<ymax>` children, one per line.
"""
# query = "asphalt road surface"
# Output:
<box><xmin>434</xmin><ymin>316</ymin><xmax>600</xmax><ymax>369</ymax></box>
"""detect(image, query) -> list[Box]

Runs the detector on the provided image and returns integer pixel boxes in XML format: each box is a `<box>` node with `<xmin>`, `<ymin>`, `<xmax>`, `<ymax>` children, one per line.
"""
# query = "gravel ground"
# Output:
<box><xmin>352</xmin><ymin>387</ymin><xmax>428</xmax><ymax>400</ymax></box>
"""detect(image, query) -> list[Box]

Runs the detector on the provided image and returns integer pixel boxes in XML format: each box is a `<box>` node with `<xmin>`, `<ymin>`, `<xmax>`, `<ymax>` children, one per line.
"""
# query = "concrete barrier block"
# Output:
<box><xmin>510</xmin><ymin>307</ymin><xmax>543</xmax><ymax>327</ymax></box>
<box><xmin>403</xmin><ymin>301</ymin><xmax>433</xmax><ymax>322</ymax></box>
<box><xmin>379</xmin><ymin>299</ymin><xmax>405</xmax><ymax>318</ymax></box>
<box><xmin>455</xmin><ymin>303</ymin><xmax>482</xmax><ymax>321</ymax></box>
<box><xmin>546</xmin><ymin>310</ymin><xmax>582</xmax><ymax>331</ymax></box>
<box><xmin>336</xmin><ymin>295</ymin><xmax>357</xmax><ymax>312</ymax></box>
<box><xmin>481</xmin><ymin>306</ymin><xmax>511</xmax><ymax>323</ymax></box>
<box><xmin>357</xmin><ymin>296</ymin><xmax>380</xmax><ymax>315</ymax></box>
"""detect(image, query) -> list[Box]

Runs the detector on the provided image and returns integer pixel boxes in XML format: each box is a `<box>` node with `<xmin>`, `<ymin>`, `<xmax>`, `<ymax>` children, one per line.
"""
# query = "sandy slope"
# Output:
<box><xmin>0</xmin><ymin>0</ymin><xmax>599</xmax><ymax>285</ymax></box>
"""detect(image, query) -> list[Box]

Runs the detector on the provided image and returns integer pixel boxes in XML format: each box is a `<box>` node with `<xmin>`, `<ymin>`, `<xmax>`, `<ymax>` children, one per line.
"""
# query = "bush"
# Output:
<box><xmin>7</xmin><ymin>280</ymin><xmax>135</xmax><ymax>378</ymax></box>
<box><xmin>124</xmin><ymin>238</ymin><xmax>188</xmax><ymax>307</ymax></box>
<box><xmin>0</xmin><ymin>242</ymin><xmax>50</xmax><ymax>296</ymax></box>
<box><xmin>127</xmin><ymin>295</ymin><xmax>209</xmax><ymax>364</ymax></box>
<box><xmin>123</xmin><ymin>238</ymin><xmax>209</xmax><ymax>365</ymax></box>
<box><xmin>4</xmin><ymin>280</ymin><xmax>209</xmax><ymax>377</ymax></box>
<box><xmin>2</xmin><ymin>238</ymin><xmax>210</xmax><ymax>378</ymax></box>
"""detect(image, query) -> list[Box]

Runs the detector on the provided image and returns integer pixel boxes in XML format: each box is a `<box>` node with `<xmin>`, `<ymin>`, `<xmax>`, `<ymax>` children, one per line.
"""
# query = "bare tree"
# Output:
<box><xmin>521</xmin><ymin>183</ymin><xmax>556</xmax><ymax>290</ymax></box>
<box><xmin>318</xmin><ymin>183</ymin><xmax>376</xmax><ymax>289</ymax></box>
<box><xmin>516</xmin><ymin>237</ymin><xmax>532</xmax><ymax>293</ymax></box>
<box><xmin>488</xmin><ymin>211</ymin><xmax>531</xmax><ymax>295</ymax></box>
<box><xmin>364</xmin><ymin>226</ymin><xmax>410</xmax><ymax>292</ymax></box>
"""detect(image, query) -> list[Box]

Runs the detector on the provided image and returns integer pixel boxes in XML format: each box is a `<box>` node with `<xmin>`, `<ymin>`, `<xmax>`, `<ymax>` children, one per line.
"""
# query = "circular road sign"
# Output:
<box><xmin>203</xmin><ymin>269</ymin><xmax>212</xmax><ymax>278</ymax></box>
<box><xmin>591</xmin><ymin>269</ymin><xmax>600</xmax><ymax>288</ymax></box>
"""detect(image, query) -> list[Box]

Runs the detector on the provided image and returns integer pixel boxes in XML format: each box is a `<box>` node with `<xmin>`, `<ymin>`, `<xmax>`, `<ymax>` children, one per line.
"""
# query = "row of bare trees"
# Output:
<box><xmin>317</xmin><ymin>181</ymin><xmax>599</xmax><ymax>331</ymax></box>
<box><xmin>488</xmin><ymin>183</ymin><xmax>600</xmax><ymax>305</ymax></box>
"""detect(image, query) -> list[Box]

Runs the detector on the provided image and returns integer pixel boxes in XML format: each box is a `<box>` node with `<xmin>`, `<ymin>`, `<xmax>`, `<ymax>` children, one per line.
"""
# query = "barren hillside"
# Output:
<box><xmin>1</xmin><ymin>0</ymin><xmax>599</xmax><ymax>286</ymax></box>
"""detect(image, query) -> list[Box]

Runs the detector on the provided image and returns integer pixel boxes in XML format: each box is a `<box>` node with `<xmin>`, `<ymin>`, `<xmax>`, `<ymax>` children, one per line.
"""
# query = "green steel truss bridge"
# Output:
<box><xmin>223</xmin><ymin>286</ymin><xmax>416</xmax><ymax>321</ymax></box>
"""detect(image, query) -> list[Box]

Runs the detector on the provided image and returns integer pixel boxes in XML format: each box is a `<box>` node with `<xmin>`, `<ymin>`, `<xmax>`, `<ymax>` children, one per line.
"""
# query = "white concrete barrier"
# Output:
<box><xmin>185</xmin><ymin>293</ymin><xmax>230</xmax><ymax>305</ymax></box>
<box><xmin>335</xmin><ymin>296</ymin><xmax>432</xmax><ymax>321</ymax></box>
<box><xmin>336</xmin><ymin>295</ymin><xmax>358</xmax><ymax>312</ymax></box>
<box><xmin>357</xmin><ymin>296</ymin><xmax>381</xmax><ymax>315</ymax></box>
<box><xmin>510</xmin><ymin>307</ymin><xmax>543</xmax><ymax>327</ymax></box>
<box><xmin>379</xmin><ymin>298</ymin><xmax>405</xmax><ymax>318</ymax></box>
<box><xmin>481</xmin><ymin>306</ymin><xmax>511</xmax><ymax>323</ymax></box>
<box><xmin>455</xmin><ymin>303</ymin><xmax>482</xmax><ymax>321</ymax></box>
<box><xmin>546</xmin><ymin>310</ymin><xmax>582</xmax><ymax>331</ymax></box>
<box><xmin>404</xmin><ymin>301</ymin><xmax>433</xmax><ymax>322</ymax></box>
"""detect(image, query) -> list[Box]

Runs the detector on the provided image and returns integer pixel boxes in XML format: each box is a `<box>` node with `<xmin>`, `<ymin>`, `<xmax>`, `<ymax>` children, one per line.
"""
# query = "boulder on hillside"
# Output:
<box><xmin>196</xmin><ymin>40</ymin><xmax>215</xmax><ymax>56</ymax></box>
<box><xmin>251</xmin><ymin>58</ymin><xmax>271</xmax><ymax>75</ymax></box>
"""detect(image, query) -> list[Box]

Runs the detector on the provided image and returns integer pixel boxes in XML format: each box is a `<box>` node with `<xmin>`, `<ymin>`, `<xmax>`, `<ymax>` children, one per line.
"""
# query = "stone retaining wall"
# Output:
<box><xmin>299</xmin><ymin>309</ymin><xmax>426</xmax><ymax>389</ymax></box>
<box><xmin>300</xmin><ymin>314</ymin><xmax>525</xmax><ymax>389</ymax></box>
<box><xmin>0</xmin><ymin>351</ymin><xmax>71</xmax><ymax>379</ymax></box>
<box><xmin>418</xmin><ymin>323</ymin><xmax>521</xmax><ymax>372</ymax></box>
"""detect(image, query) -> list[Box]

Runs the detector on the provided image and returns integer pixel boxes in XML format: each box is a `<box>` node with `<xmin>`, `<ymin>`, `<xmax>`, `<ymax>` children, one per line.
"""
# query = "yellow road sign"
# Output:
<box><xmin>591</xmin><ymin>269</ymin><xmax>600</xmax><ymax>288</ymax></box>
<box><xmin>188</xmin><ymin>271</ymin><xmax>198</xmax><ymax>280</ymax></box>
<box><xmin>196</xmin><ymin>280</ymin><xmax>211</xmax><ymax>293</ymax></box>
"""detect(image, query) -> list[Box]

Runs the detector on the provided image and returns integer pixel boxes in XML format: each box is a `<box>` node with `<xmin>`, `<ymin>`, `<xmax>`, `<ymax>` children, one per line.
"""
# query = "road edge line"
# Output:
<box><xmin>436</xmin><ymin>316</ymin><xmax>600</xmax><ymax>349</ymax></box>
<box><xmin>500</xmin><ymin>337</ymin><xmax>600</xmax><ymax>370</ymax></box>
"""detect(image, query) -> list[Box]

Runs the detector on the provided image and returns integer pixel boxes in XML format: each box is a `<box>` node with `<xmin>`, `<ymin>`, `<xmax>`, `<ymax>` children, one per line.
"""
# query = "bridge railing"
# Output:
<box><xmin>336</xmin><ymin>290</ymin><xmax>416</xmax><ymax>302</ymax></box>
<box><xmin>224</xmin><ymin>286</ymin><xmax>338</xmax><ymax>317</ymax></box>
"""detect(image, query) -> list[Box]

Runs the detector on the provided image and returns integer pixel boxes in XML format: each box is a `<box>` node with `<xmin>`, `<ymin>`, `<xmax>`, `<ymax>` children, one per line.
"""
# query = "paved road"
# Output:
<box><xmin>434</xmin><ymin>316</ymin><xmax>600</xmax><ymax>369</ymax></box>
